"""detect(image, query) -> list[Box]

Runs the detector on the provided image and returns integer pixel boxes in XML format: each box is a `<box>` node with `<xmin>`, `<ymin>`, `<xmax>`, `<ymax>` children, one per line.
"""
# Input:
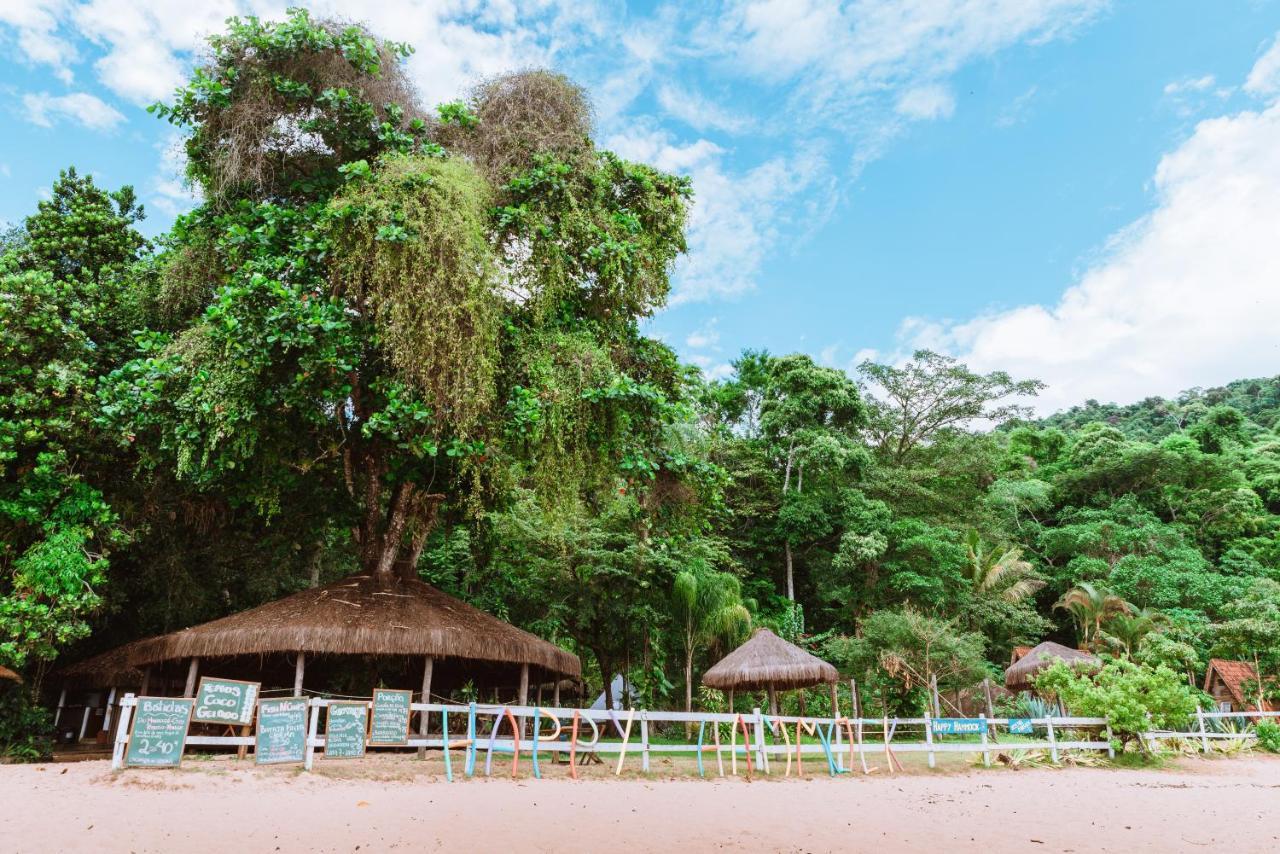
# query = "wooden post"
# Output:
<box><xmin>728</xmin><ymin>688</ymin><xmax>734</xmax><ymax>713</ymax></box>
<box><xmin>767</xmin><ymin>684</ymin><xmax>778</xmax><ymax>717</ymax></box>
<box><xmin>979</xmin><ymin>712</ymin><xmax>991</xmax><ymax>767</ymax></box>
<box><xmin>929</xmin><ymin>674</ymin><xmax>940</xmax><ymax>719</ymax></box>
<box><xmin>1046</xmin><ymin>713</ymin><xmax>1059</xmax><ymax>763</ymax></box>
<box><xmin>849</xmin><ymin>678</ymin><xmax>860</xmax><ymax>719</ymax></box>
<box><xmin>924</xmin><ymin>711</ymin><xmax>935</xmax><ymax>769</ymax></box>
<box><xmin>983</xmin><ymin>677</ymin><xmax>996</xmax><ymax>741</ymax></box>
<box><xmin>111</xmin><ymin>694</ymin><xmax>134</xmax><ymax>770</ymax></box>
<box><xmin>753</xmin><ymin>707</ymin><xmax>766</xmax><ymax>773</ymax></box>
<box><xmin>553</xmin><ymin>680</ymin><xmax>561</xmax><ymax>708</ymax></box>
<box><xmin>418</xmin><ymin>656</ymin><xmax>434</xmax><ymax>759</ymax></box>
<box><xmin>1104</xmin><ymin>721</ymin><xmax>1115</xmax><ymax>759</ymax></box>
<box><xmin>830</xmin><ymin>682</ymin><xmax>840</xmax><ymax>719</ymax></box>
<box><xmin>1196</xmin><ymin>705</ymin><xmax>1209</xmax><ymax>753</ymax></box>
<box><xmin>79</xmin><ymin>706</ymin><xmax>92</xmax><ymax>742</ymax></box>
<box><xmin>294</xmin><ymin>651</ymin><xmax>306</xmax><ymax>697</ymax></box>
<box><xmin>103</xmin><ymin>687</ymin><xmax>118</xmax><ymax>736</ymax></box>
<box><xmin>54</xmin><ymin>686</ymin><xmax>67</xmax><ymax>727</ymax></box>
<box><xmin>183</xmin><ymin>657</ymin><xmax>200</xmax><ymax>698</ymax></box>
<box><xmin>882</xmin><ymin>715</ymin><xmax>893</xmax><ymax>772</ymax></box>
<box><xmin>304</xmin><ymin>700</ymin><xmax>320</xmax><ymax>771</ymax></box>
<box><xmin>140</xmin><ymin>667</ymin><xmax>151</xmax><ymax>697</ymax></box>
<box><xmin>640</xmin><ymin>710</ymin><xmax>650</xmax><ymax>773</ymax></box>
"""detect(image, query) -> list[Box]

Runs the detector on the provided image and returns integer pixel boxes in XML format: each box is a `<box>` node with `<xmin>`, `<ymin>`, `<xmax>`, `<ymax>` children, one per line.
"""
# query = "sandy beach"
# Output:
<box><xmin>3</xmin><ymin>753</ymin><xmax>1278</xmax><ymax>852</ymax></box>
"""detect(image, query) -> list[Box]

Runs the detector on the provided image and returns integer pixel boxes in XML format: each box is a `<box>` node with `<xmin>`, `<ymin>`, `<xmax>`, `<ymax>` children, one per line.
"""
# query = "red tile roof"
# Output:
<box><xmin>1204</xmin><ymin>659</ymin><xmax>1275</xmax><ymax>712</ymax></box>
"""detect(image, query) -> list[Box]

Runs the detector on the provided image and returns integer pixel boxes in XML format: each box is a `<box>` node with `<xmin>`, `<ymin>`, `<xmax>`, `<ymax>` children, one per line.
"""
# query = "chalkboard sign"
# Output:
<box><xmin>1009</xmin><ymin>718</ymin><xmax>1034</xmax><ymax>735</ymax></box>
<box><xmin>368</xmin><ymin>689</ymin><xmax>412</xmax><ymax>745</ymax></box>
<box><xmin>325</xmin><ymin>701</ymin><xmax>369</xmax><ymax>758</ymax></box>
<box><xmin>931</xmin><ymin>718</ymin><xmax>985</xmax><ymax>735</ymax></box>
<box><xmin>125</xmin><ymin>697</ymin><xmax>194</xmax><ymax>768</ymax></box>
<box><xmin>192</xmin><ymin>677</ymin><xmax>260</xmax><ymax>726</ymax></box>
<box><xmin>255</xmin><ymin>698</ymin><xmax>309</xmax><ymax>765</ymax></box>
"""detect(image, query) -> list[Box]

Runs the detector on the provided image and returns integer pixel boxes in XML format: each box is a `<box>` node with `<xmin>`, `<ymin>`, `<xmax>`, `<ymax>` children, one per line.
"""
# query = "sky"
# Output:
<box><xmin>2</xmin><ymin>1</ymin><xmax>1279</xmax><ymax>414</ymax></box>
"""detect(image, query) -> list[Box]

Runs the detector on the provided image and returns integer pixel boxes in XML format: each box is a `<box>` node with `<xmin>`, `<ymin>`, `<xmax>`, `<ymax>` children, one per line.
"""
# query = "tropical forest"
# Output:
<box><xmin>5</xmin><ymin>9</ymin><xmax>1280</xmax><ymax>757</ymax></box>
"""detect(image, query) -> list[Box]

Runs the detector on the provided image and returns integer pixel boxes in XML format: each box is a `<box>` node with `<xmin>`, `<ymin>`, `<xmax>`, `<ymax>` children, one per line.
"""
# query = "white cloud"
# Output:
<box><xmin>1245</xmin><ymin>34</ymin><xmax>1280</xmax><ymax>97</ymax></box>
<box><xmin>608</xmin><ymin>126</ymin><xmax>836</xmax><ymax>304</ymax></box>
<box><xmin>0</xmin><ymin>0</ymin><xmax>77</xmax><ymax>82</ymax></box>
<box><xmin>1163</xmin><ymin>74</ymin><xmax>1215</xmax><ymax>95</ymax></box>
<box><xmin>685</xmin><ymin>318</ymin><xmax>720</xmax><ymax>350</ymax></box>
<box><xmin>22</xmin><ymin>90</ymin><xmax>125</xmax><ymax>130</ymax></box>
<box><xmin>657</xmin><ymin>83</ymin><xmax>753</xmax><ymax>134</ymax></box>
<box><xmin>897</xmin><ymin>89</ymin><xmax>1280</xmax><ymax>413</ymax></box>
<box><xmin>147</xmin><ymin>131</ymin><xmax>199</xmax><ymax>217</ymax></box>
<box><xmin>995</xmin><ymin>85</ymin><xmax>1038</xmax><ymax>128</ymax></box>
<box><xmin>712</xmin><ymin>0</ymin><xmax>1107</xmax><ymax>125</ymax></box>
<box><xmin>895</xmin><ymin>84</ymin><xmax>955</xmax><ymax>120</ymax></box>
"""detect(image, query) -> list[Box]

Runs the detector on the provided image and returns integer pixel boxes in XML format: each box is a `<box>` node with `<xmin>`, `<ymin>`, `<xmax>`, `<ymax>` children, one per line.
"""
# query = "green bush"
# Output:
<box><xmin>1256</xmin><ymin>720</ymin><xmax>1280</xmax><ymax>753</ymax></box>
<box><xmin>1035</xmin><ymin>658</ymin><xmax>1198</xmax><ymax>752</ymax></box>
<box><xmin>0</xmin><ymin>687</ymin><xmax>52</xmax><ymax>762</ymax></box>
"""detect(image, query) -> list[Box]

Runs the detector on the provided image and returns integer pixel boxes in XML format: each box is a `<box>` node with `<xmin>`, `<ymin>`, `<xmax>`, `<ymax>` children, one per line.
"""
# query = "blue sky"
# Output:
<box><xmin>3</xmin><ymin>1</ymin><xmax>1280</xmax><ymax>412</ymax></box>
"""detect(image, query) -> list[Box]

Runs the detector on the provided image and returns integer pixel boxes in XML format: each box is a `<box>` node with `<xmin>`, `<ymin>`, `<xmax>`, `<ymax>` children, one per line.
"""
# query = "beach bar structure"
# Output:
<box><xmin>1004</xmin><ymin>641</ymin><xmax>1100</xmax><ymax>693</ymax></box>
<box><xmin>702</xmin><ymin>628</ymin><xmax>839</xmax><ymax>716</ymax></box>
<box><xmin>127</xmin><ymin>573</ymin><xmax>580</xmax><ymax>716</ymax></box>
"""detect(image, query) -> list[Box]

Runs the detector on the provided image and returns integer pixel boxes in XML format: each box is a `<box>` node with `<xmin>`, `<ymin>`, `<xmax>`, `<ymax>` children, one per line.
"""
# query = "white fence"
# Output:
<box><xmin>110</xmin><ymin>693</ymin><xmax>1116</xmax><ymax>777</ymax></box>
<box><xmin>1140</xmin><ymin>709</ymin><xmax>1280</xmax><ymax>752</ymax></box>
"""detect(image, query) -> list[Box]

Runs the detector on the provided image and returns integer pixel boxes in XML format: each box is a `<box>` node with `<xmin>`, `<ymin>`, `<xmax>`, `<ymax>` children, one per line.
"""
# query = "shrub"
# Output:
<box><xmin>0</xmin><ymin>688</ymin><xmax>52</xmax><ymax>763</ymax></box>
<box><xmin>1035</xmin><ymin>658</ymin><xmax>1198</xmax><ymax>752</ymax></box>
<box><xmin>1256</xmin><ymin>719</ymin><xmax>1280</xmax><ymax>753</ymax></box>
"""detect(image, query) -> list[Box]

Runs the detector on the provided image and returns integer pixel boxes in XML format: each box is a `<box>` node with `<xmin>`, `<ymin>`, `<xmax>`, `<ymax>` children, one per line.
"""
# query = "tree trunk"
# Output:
<box><xmin>684</xmin><ymin>650</ymin><xmax>694</xmax><ymax>738</ymax></box>
<box><xmin>785</xmin><ymin>541</ymin><xmax>795</xmax><ymax>602</ymax></box>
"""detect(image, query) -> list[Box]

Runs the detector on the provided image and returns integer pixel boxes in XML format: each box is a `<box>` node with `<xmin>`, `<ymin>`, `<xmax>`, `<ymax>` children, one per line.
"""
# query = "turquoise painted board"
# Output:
<box><xmin>325</xmin><ymin>702</ymin><xmax>368</xmax><ymax>759</ymax></box>
<box><xmin>255</xmin><ymin>698</ymin><xmax>309</xmax><ymax>765</ymax></box>
<box><xmin>192</xmin><ymin>677</ymin><xmax>260</xmax><ymax>726</ymax></box>
<box><xmin>1009</xmin><ymin>718</ymin><xmax>1034</xmax><ymax>735</ymax></box>
<box><xmin>368</xmin><ymin>689</ymin><xmax>412</xmax><ymax>745</ymax></box>
<box><xmin>125</xmin><ymin>697</ymin><xmax>194</xmax><ymax>768</ymax></box>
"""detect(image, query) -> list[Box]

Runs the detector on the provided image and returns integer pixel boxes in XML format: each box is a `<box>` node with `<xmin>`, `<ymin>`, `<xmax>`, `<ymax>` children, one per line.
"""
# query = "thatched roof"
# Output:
<box><xmin>130</xmin><ymin>573</ymin><xmax>580</xmax><ymax>678</ymax></box>
<box><xmin>1005</xmin><ymin>641</ymin><xmax>1099</xmax><ymax>691</ymax></box>
<box><xmin>0</xmin><ymin>665</ymin><xmax>20</xmax><ymax>684</ymax></box>
<box><xmin>702</xmin><ymin>628</ymin><xmax>838</xmax><ymax>691</ymax></box>
<box><xmin>56</xmin><ymin>640</ymin><xmax>147</xmax><ymax>689</ymax></box>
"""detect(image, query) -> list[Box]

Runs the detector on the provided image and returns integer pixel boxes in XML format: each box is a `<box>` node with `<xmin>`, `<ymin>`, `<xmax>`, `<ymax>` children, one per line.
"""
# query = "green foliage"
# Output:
<box><xmin>1255</xmin><ymin>719</ymin><xmax>1280</xmax><ymax>753</ymax></box>
<box><xmin>0</xmin><ymin>687</ymin><xmax>52</xmax><ymax>762</ymax></box>
<box><xmin>1035</xmin><ymin>658</ymin><xmax>1198</xmax><ymax>750</ymax></box>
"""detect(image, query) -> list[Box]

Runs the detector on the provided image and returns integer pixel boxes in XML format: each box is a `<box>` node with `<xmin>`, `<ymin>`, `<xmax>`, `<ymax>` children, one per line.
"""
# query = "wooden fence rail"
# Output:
<box><xmin>111</xmin><ymin>694</ymin><xmax>1121</xmax><ymax>774</ymax></box>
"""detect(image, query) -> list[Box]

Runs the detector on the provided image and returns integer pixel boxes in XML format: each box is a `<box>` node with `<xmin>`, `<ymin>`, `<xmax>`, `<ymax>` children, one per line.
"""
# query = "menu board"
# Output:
<box><xmin>255</xmin><ymin>698</ymin><xmax>309</xmax><ymax>765</ymax></box>
<box><xmin>368</xmin><ymin>689</ymin><xmax>412</xmax><ymax>745</ymax></box>
<box><xmin>125</xmin><ymin>697</ymin><xmax>194</xmax><ymax>768</ymax></box>
<box><xmin>324</xmin><ymin>701</ymin><xmax>369</xmax><ymax>758</ymax></box>
<box><xmin>192</xmin><ymin>677</ymin><xmax>260</xmax><ymax>726</ymax></box>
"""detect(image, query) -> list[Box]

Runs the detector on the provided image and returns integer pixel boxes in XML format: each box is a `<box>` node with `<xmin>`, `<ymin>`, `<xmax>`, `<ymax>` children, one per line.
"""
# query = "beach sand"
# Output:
<box><xmin>3</xmin><ymin>752</ymin><xmax>1278</xmax><ymax>852</ymax></box>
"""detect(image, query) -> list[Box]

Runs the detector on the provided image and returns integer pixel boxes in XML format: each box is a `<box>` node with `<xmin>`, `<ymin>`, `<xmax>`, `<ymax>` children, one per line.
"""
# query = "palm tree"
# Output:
<box><xmin>966</xmin><ymin>529</ymin><xmax>1045</xmax><ymax>602</ymax></box>
<box><xmin>1100</xmin><ymin>607</ymin><xmax>1168</xmax><ymax>657</ymax></box>
<box><xmin>1055</xmin><ymin>582</ymin><xmax>1133</xmax><ymax>650</ymax></box>
<box><xmin>673</xmin><ymin>567</ymin><xmax>752</xmax><ymax>732</ymax></box>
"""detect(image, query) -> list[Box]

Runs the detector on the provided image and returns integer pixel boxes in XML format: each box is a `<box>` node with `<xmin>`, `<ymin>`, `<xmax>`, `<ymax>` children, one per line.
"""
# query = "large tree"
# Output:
<box><xmin>108</xmin><ymin>10</ymin><xmax>693</xmax><ymax>588</ymax></box>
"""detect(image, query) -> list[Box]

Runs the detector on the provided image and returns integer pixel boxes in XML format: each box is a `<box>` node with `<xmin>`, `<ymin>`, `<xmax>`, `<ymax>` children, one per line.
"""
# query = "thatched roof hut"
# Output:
<box><xmin>703</xmin><ymin>628</ymin><xmax>838</xmax><ymax>693</ymax></box>
<box><xmin>130</xmin><ymin>573</ymin><xmax>580</xmax><ymax>680</ymax></box>
<box><xmin>0</xmin><ymin>665</ymin><xmax>20</xmax><ymax>684</ymax></box>
<box><xmin>56</xmin><ymin>641</ymin><xmax>146</xmax><ymax>690</ymax></box>
<box><xmin>1004</xmin><ymin>641</ymin><xmax>1099</xmax><ymax>692</ymax></box>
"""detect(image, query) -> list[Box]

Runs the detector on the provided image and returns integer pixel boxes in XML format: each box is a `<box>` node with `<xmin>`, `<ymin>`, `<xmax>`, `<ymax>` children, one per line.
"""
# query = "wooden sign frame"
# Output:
<box><xmin>192</xmin><ymin>676</ymin><xmax>261</xmax><ymax>726</ymax></box>
<box><xmin>367</xmin><ymin>688</ymin><xmax>413</xmax><ymax>746</ymax></box>
<box><xmin>124</xmin><ymin>696</ymin><xmax>195</xmax><ymax>768</ymax></box>
<box><xmin>324</xmin><ymin>700</ymin><xmax>370</xmax><ymax>759</ymax></box>
<box><xmin>254</xmin><ymin>697</ymin><xmax>311</xmax><ymax>765</ymax></box>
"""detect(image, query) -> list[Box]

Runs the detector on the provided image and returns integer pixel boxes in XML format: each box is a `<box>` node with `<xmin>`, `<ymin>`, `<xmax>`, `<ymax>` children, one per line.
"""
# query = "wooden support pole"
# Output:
<box><xmin>418</xmin><ymin>656</ymin><xmax>434</xmax><ymax>759</ymax></box>
<box><xmin>184</xmin><ymin>657</ymin><xmax>200</xmax><ymax>698</ymax></box>
<box><xmin>929</xmin><ymin>674</ymin><xmax>940</xmax><ymax>719</ymax></box>
<box><xmin>849</xmin><ymin>677</ymin><xmax>860</xmax><ymax>719</ymax></box>
<box><xmin>518</xmin><ymin>663</ymin><xmax>529</xmax><ymax>738</ymax></box>
<box><xmin>728</xmin><ymin>688</ymin><xmax>734</xmax><ymax>713</ymax></box>
<box><xmin>54</xmin><ymin>686</ymin><xmax>67</xmax><ymax>727</ymax></box>
<box><xmin>979</xmin><ymin>712</ymin><xmax>991</xmax><ymax>767</ymax></box>
<box><xmin>140</xmin><ymin>667</ymin><xmax>151</xmax><ymax>697</ymax></box>
<box><xmin>78</xmin><ymin>706</ymin><xmax>92</xmax><ymax>742</ymax></box>
<box><xmin>767</xmin><ymin>684</ymin><xmax>778</xmax><ymax>717</ymax></box>
<box><xmin>924</xmin><ymin>711</ymin><xmax>935</xmax><ymax>769</ymax></box>
<box><xmin>830</xmin><ymin>682</ymin><xmax>839</xmax><ymax>719</ymax></box>
<box><xmin>553</xmin><ymin>680</ymin><xmax>560</xmax><ymax>708</ymax></box>
<box><xmin>640</xmin><ymin>710</ymin><xmax>650</xmax><ymax>773</ymax></box>
<box><xmin>304</xmin><ymin>701</ymin><xmax>320</xmax><ymax>771</ymax></box>
<box><xmin>103</xmin><ymin>686</ymin><xmax>118</xmax><ymax>736</ymax></box>
<box><xmin>294</xmin><ymin>651</ymin><xmax>306</xmax><ymax>697</ymax></box>
<box><xmin>1046</xmin><ymin>714</ymin><xmax>1059</xmax><ymax>764</ymax></box>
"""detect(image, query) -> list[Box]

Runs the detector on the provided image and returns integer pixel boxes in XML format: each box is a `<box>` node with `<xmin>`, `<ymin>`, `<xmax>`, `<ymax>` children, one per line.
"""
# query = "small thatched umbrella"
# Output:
<box><xmin>0</xmin><ymin>665</ymin><xmax>20</xmax><ymax>684</ymax></box>
<box><xmin>130</xmin><ymin>573</ymin><xmax>580</xmax><ymax>718</ymax></box>
<box><xmin>702</xmin><ymin>628</ymin><xmax>838</xmax><ymax>716</ymax></box>
<box><xmin>1004</xmin><ymin>641</ymin><xmax>1099</xmax><ymax>692</ymax></box>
